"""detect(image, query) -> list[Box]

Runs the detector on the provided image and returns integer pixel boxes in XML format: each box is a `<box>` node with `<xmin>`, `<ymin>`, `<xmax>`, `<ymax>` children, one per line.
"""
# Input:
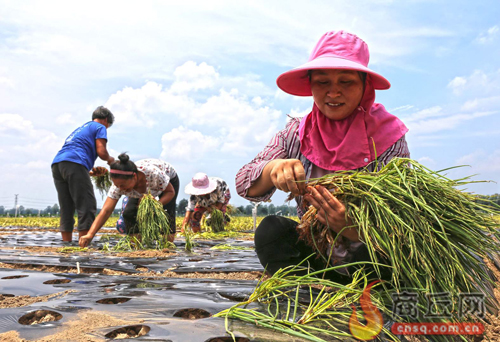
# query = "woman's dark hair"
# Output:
<box><xmin>92</xmin><ymin>106</ymin><xmax>115</xmax><ymax>127</ymax></box>
<box><xmin>110</xmin><ymin>153</ymin><xmax>137</xmax><ymax>179</ymax></box>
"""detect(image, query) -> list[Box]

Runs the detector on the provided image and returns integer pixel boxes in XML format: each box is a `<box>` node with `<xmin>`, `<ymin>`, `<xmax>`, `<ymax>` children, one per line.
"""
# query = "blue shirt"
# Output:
<box><xmin>52</xmin><ymin>121</ymin><xmax>108</xmax><ymax>171</ymax></box>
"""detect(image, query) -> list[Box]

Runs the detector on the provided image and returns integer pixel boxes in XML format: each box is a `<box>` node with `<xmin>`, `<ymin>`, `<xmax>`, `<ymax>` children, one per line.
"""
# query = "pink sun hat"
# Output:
<box><xmin>276</xmin><ymin>30</ymin><xmax>390</xmax><ymax>96</ymax></box>
<box><xmin>184</xmin><ymin>172</ymin><xmax>217</xmax><ymax>195</ymax></box>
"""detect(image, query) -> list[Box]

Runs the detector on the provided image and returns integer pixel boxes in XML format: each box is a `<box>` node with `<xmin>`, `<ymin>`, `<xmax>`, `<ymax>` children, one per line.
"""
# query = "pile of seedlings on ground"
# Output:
<box><xmin>219</xmin><ymin>158</ymin><xmax>500</xmax><ymax>342</ymax></box>
<box><xmin>89</xmin><ymin>166</ymin><xmax>112</xmax><ymax>198</ymax></box>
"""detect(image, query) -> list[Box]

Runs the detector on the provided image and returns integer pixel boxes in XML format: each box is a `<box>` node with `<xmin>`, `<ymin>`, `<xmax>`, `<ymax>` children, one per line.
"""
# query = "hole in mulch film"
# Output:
<box><xmin>100</xmin><ymin>284</ymin><xmax>115</xmax><ymax>288</ymax></box>
<box><xmin>188</xmin><ymin>258</ymin><xmax>203</xmax><ymax>262</ymax></box>
<box><xmin>2</xmin><ymin>275</ymin><xmax>28</xmax><ymax>279</ymax></box>
<box><xmin>204</xmin><ymin>338</ymin><xmax>250</xmax><ymax>342</ymax></box>
<box><xmin>105</xmin><ymin>325</ymin><xmax>150</xmax><ymax>339</ymax></box>
<box><xmin>18</xmin><ymin>310</ymin><xmax>63</xmax><ymax>325</ymax></box>
<box><xmin>96</xmin><ymin>297</ymin><xmax>131</xmax><ymax>305</ymax></box>
<box><xmin>43</xmin><ymin>279</ymin><xmax>71</xmax><ymax>284</ymax></box>
<box><xmin>218</xmin><ymin>292</ymin><xmax>249</xmax><ymax>302</ymax></box>
<box><xmin>173</xmin><ymin>308</ymin><xmax>211</xmax><ymax>320</ymax></box>
<box><xmin>224</xmin><ymin>260</ymin><xmax>239</xmax><ymax>263</ymax></box>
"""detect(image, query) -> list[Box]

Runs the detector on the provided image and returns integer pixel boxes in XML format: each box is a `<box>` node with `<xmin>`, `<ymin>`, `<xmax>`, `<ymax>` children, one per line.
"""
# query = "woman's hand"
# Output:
<box><xmin>303</xmin><ymin>185</ymin><xmax>359</xmax><ymax>242</ymax></box>
<box><xmin>268</xmin><ymin>159</ymin><xmax>306</xmax><ymax>196</ymax></box>
<box><xmin>79</xmin><ymin>234</ymin><xmax>94</xmax><ymax>247</ymax></box>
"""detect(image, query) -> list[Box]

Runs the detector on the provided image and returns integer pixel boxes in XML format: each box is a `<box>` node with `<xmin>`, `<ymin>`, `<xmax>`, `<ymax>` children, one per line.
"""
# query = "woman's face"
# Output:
<box><xmin>310</xmin><ymin>69</ymin><xmax>365</xmax><ymax>121</ymax></box>
<box><xmin>112</xmin><ymin>175</ymin><xmax>137</xmax><ymax>192</ymax></box>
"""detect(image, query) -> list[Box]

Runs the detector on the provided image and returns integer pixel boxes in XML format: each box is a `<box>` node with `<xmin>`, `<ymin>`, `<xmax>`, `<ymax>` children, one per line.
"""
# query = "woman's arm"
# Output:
<box><xmin>181</xmin><ymin>211</ymin><xmax>193</xmax><ymax>232</ymax></box>
<box><xmin>247</xmin><ymin>159</ymin><xmax>306</xmax><ymax>197</ymax></box>
<box><xmin>236</xmin><ymin>118</ymin><xmax>302</xmax><ymax>201</ymax></box>
<box><xmin>79</xmin><ymin>197</ymin><xmax>118</xmax><ymax>247</ymax></box>
<box><xmin>158</xmin><ymin>183</ymin><xmax>175</xmax><ymax>206</ymax></box>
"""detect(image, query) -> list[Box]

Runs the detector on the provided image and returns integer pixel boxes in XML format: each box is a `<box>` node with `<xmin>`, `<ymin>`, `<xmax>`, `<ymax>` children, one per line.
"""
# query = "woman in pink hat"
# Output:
<box><xmin>79</xmin><ymin>153</ymin><xmax>179</xmax><ymax>247</ymax></box>
<box><xmin>182</xmin><ymin>173</ymin><xmax>231</xmax><ymax>233</ymax></box>
<box><xmin>236</xmin><ymin>30</ymin><xmax>409</xmax><ymax>282</ymax></box>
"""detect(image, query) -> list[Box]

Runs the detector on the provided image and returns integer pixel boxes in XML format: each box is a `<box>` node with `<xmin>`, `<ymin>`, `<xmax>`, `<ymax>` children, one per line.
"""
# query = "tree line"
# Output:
<box><xmin>3</xmin><ymin>194</ymin><xmax>498</xmax><ymax>218</ymax></box>
<box><xmin>0</xmin><ymin>200</ymin><xmax>298</xmax><ymax>217</ymax></box>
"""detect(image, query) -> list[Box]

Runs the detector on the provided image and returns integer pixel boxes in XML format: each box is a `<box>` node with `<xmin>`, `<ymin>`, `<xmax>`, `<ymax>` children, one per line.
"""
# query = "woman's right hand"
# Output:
<box><xmin>268</xmin><ymin>159</ymin><xmax>306</xmax><ymax>196</ymax></box>
<box><xmin>79</xmin><ymin>234</ymin><xmax>93</xmax><ymax>248</ymax></box>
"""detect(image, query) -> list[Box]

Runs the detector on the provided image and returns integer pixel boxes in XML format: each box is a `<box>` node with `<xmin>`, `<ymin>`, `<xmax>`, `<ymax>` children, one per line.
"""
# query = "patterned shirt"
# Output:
<box><xmin>186</xmin><ymin>177</ymin><xmax>231</xmax><ymax>211</ymax></box>
<box><xmin>108</xmin><ymin>159</ymin><xmax>177</xmax><ymax>200</ymax></box>
<box><xmin>236</xmin><ymin>117</ymin><xmax>410</xmax><ymax>216</ymax></box>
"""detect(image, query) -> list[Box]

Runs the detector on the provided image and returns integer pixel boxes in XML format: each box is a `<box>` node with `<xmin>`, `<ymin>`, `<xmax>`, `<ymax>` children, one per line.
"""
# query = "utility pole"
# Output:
<box><xmin>252</xmin><ymin>202</ymin><xmax>261</xmax><ymax>232</ymax></box>
<box><xmin>14</xmin><ymin>194</ymin><xmax>18</xmax><ymax>218</ymax></box>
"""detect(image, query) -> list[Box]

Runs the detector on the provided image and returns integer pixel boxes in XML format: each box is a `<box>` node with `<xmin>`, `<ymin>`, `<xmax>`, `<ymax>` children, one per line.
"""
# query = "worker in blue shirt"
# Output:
<box><xmin>52</xmin><ymin>106</ymin><xmax>115</xmax><ymax>242</ymax></box>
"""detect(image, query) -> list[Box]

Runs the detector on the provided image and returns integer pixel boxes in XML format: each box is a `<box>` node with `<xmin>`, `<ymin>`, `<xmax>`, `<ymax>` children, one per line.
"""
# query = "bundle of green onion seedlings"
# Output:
<box><xmin>210</xmin><ymin>208</ymin><xmax>225</xmax><ymax>233</ymax></box>
<box><xmin>136</xmin><ymin>193</ymin><xmax>170</xmax><ymax>249</ymax></box>
<box><xmin>297</xmin><ymin>157</ymin><xmax>500</xmax><ymax>314</ymax></box>
<box><xmin>89</xmin><ymin>167</ymin><xmax>112</xmax><ymax>198</ymax></box>
<box><xmin>215</xmin><ymin>263</ymin><xmax>397</xmax><ymax>342</ymax></box>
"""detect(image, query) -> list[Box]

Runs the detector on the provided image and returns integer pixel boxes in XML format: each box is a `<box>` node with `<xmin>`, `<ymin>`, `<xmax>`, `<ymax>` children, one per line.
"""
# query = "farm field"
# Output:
<box><xmin>0</xmin><ymin>217</ymin><xmax>499</xmax><ymax>341</ymax></box>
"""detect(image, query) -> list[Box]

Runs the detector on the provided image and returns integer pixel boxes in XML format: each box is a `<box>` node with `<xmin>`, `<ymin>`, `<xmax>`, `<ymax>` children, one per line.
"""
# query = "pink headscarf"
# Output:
<box><xmin>298</xmin><ymin>80</ymin><xmax>408</xmax><ymax>171</ymax></box>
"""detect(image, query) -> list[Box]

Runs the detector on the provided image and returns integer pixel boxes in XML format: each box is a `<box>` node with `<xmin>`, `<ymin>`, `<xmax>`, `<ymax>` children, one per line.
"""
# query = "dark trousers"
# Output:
<box><xmin>255</xmin><ymin>215</ymin><xmax>382</xmax><ymax>284</ymax></box>
<box><xmin>122</xmin><ymin>175</ymin><xmax>179</xmax><ymax>235</ymax></box>
<box><xmin>52</xmin><ymin>161</ymin><xmax>96</xmax><ymax>232</ymax></box>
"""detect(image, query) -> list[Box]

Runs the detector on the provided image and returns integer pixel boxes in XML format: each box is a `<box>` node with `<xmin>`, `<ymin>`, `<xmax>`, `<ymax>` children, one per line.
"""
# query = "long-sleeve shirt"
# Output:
<box><xmin>235</xmin><ymin>117</ymin><xmax>410</xmax><ymax>272</ymax></box>
<box><xmin>236</xmin><ymin>117</ymin><xmax>410</xmax><ymax>217</ymax></box>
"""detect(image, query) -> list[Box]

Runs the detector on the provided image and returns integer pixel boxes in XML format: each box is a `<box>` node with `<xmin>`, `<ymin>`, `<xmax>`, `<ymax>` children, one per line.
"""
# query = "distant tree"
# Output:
<box><xmin>177</xmin><ymin>198</ymin><xmax>188</xmax><ymax>215</ymax></box>
<box><xmin>268</xmin><ymin>204</ymin><xmax>275</xmax><ymax>215</ymax></box>
<box><xmin>44</xmin><ymin>205</ymin><xmax>52</xmax><ymax>216</ymax></box>
<box><xmin>245</xmin><ymin>205</ymin><xmax>253</xmax><ymax>216</ymax></box>
<box><xmin>237</xmin><ymin>206</ymin><xmax>245</xmax><ymax>216</ymax></box>
<box><xmin>0</xmin><ymin>206</ymin><xmax>4</xmax><ymax>215</ymax></box>
<box><xmin>52</xmin><ymin>203</ymin><xmax>60</xmax><ymax>216</ymax></box>
<box><xmin>257</xmin><ymin>204</ymin><xmax>268</xmax><ymax>216</ymax></box>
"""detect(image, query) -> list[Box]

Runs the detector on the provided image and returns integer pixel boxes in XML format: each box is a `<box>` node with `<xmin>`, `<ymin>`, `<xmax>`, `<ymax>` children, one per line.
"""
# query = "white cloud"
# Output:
<box><xmin>461</xmin><ymin>96</ymin><xmax>500</xmax><ymax>112</ymax></box>
<box><xmin>403</xmin><ymin>107</ymin><xmax>497</xmax><ymax>135</ymax></box>
<box><xmin>56</xmin><ymin>113</ymin><xmax>77</xmax><ymax>125</ymax></box>
<box><xmin>390</xmin><ymin>105</ymin><xmax>415</xmax><ymax>112</ymax></box>
<box><xmin>475</xmin><ymin>25</ymin><xmax>499</xmax><ymax>44</ymax></box>
<box><xmin>447</xmin><ymin>76</ymin><xmax>466</xmax><ymax>95</ymax></box>
<box><xmin>288</xmin><ymin>108</ymin><xmax>310</xmax><ymax>118</ymax></box>
<box><xmin>0</xmin><ymin>77</ymin><xmax>14</xmax><ymax>88</ymax></box>
<box><xmin>161</xmin><ymin>126</ymin><xmax>220</xmax><ymax>162</ymax></box>
<box><xmin>417</xmin><ymin>156</ymin><xmax>437</xmax><ymax>168</ymax></box>
<box><xmin>456</xmin><ymin>149</ymin><xmax>500</xmax><ymax>172</ymax></box>
<box><xmin>104</xmin><ymin>81</ymin><xmax>194</xmax><ymax>128</ymax></box>
<box><xmin>0</xmin><ymin>113</ymin><xmax>35</xmax><ymax>137</ymax></box>
<box><xmin>170</xmin><ymin>61</ymin><xmax>219</xmax><ymax>93</ymax></box>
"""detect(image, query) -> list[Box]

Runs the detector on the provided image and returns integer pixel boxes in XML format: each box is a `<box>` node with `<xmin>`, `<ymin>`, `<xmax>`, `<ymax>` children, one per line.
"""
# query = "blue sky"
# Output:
<box><xmin>0</xmin><ymin>0</ymin><xmax>499</xmax><ymax>210</ymax></box>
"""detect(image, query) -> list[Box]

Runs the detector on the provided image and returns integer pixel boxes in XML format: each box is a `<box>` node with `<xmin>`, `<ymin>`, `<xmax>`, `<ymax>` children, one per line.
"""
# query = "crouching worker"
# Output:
<box><xmin>181</xmin><ymin>173</ymin><xmax>231</xmax><ymax>233</ymax></box>
<box><xmin>79</xmin><ymin>153</ymin><xmax>179</xmax><ymax>247</ymax></box>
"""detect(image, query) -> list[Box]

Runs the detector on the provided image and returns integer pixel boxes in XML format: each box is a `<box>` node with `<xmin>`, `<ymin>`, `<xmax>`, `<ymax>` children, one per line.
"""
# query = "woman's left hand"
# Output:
<box><xmin>303</xmin><ymin>185</ymin><xmax>359</xmax><ymax>242</ymax></box>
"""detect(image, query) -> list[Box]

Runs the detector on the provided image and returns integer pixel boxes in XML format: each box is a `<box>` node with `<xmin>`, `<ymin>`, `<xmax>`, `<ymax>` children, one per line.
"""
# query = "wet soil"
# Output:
<box><xmin>0</xmin><ymin>311</ymin><xmax>142</xmax><ymax>342</ymax></box>
<box><xmin>0</xmin><ymin>290</ymin><xmax>74</xmax><ymax>308</ymax></box>
<box><xmin>0</xmin><ymin>261</ymin><xmax>266</xmax><ymax>280</ymax></box>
